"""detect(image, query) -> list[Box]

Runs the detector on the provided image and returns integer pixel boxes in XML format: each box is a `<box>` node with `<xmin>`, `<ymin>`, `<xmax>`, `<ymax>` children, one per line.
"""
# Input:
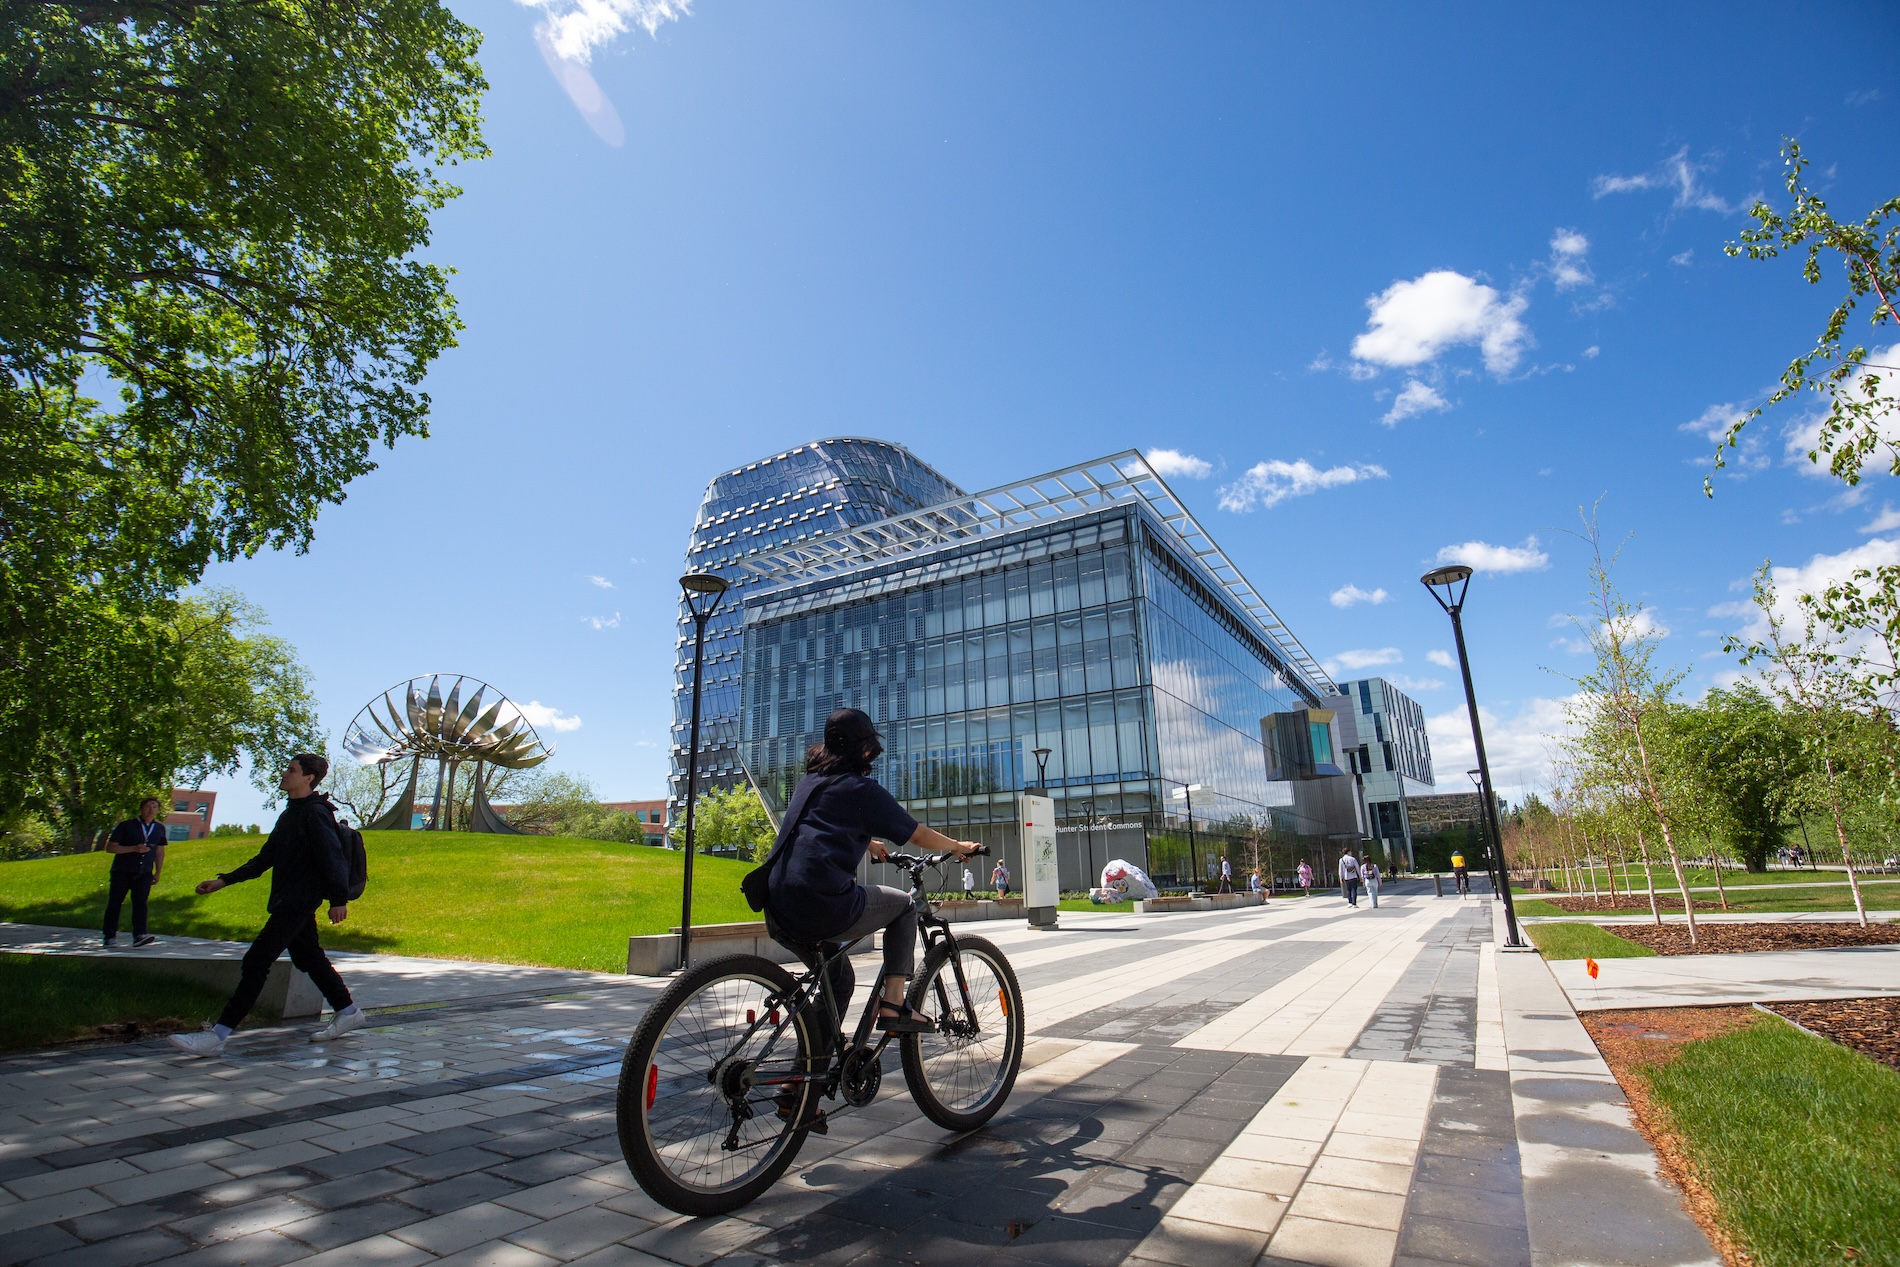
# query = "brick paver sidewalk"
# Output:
<box><xmin>0</xmin><ymin>892</ymin><xmax>1715</xmax><ymax>1266</ymax></box>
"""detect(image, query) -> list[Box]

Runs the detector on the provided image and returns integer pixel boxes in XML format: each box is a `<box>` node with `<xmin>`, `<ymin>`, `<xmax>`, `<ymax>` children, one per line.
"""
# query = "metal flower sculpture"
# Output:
<box><xmin>342</xmin><ymin>674</ymin><xmax>554</xmax><ymax>832</ymax></box>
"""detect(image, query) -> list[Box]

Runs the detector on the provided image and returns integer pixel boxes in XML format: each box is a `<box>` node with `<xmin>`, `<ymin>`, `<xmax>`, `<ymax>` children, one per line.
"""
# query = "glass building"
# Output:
<box><xmin>668</xmin><ymin>439</ymin><xmax>964</xmax><ymax>810</ymax></box>
<box><xmin>702</xmin><ymin>448</ymin><xmax>1342</xmax><ymax>889</ymax></box>
<box><xmin>1322</xmin><ymin>676</ymin><xmax>1435</xmax><ymax>863</ymax></box>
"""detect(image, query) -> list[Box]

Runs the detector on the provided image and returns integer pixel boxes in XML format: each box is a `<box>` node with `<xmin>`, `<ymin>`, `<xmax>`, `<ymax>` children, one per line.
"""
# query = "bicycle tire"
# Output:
<box><xmin>900</xmin><ymin>934</ymin><xmax>1023</xmax><ymax>1131</ymax></box>
<box><xmin>615</xmin><ymin>954</ymin><xmax>814</xmax><ymax>1216</ymax></box>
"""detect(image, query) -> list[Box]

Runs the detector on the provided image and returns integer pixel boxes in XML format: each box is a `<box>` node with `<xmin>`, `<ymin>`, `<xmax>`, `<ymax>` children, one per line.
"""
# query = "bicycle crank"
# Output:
<box><xmin>840</xmin><ymin>1044</ymin><xmax>882</xmax><ymax>1107</ymax></box>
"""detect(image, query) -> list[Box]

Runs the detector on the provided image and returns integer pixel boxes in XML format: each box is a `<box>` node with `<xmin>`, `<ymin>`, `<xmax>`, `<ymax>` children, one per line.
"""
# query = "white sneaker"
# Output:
<box><xmin>168</xmin><ymin>1030</ymin><xmax>226</xmax><ymax>1058</ymax></box>
<box><xmin>310</xmin><ymin>1009</ymin><xmax>369</xmax><ymax>1043</ymax></box>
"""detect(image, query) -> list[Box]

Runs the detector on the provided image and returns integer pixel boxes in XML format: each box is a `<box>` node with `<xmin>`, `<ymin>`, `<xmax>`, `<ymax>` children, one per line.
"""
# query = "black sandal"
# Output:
<box><xmin>875</xmin><ymin>1002</ymin><xmax>933</xmax><ymax>1034</ymax></box>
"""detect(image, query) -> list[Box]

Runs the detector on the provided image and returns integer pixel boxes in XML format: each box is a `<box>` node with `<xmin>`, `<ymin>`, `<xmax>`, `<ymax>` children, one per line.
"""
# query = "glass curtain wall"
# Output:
<box><xmin>669</xmin><ymin>439</ymin><xmax>962</xmax><ymax>811</ymax></box>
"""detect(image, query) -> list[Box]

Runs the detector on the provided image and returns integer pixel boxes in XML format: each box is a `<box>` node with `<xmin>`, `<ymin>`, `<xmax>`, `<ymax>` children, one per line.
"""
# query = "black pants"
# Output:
<box><xmin>219</xmin><ymin>908</ymin><xmax>353</xmax><ymax>1029</ymax></box>
<box><xmin>104</xmin><ymin>874</ymin><xmax>151</xmax><ymax>940</ymax></box>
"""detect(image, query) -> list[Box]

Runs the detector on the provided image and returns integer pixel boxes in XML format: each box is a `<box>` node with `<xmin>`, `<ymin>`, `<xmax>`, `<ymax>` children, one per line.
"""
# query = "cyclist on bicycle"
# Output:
<box><xmin>764</xmin><ymin>707</ymin><xmax>982</xmax><ymax>1038</ymax></box>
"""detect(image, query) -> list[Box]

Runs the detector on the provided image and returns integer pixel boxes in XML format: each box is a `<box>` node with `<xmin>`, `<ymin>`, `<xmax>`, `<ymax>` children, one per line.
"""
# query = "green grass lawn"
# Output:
<box><xmin>1643</xmin><ymin>1013</ymin><xmax>1900</xmax><ymax>1266</ymax></box>
<box><xmin>0</xmin><ymin>953</ymin><xmax>231</xmax><ymax>1053</ymax></box>
<box><xmin>0</xmin><ymin>832</ymin><xmax>760</xmax><ymax>973</ymax></box>
<box><xmin>1521</xmin><ymin>865</ymin><xmax>1897</xmax><ymax>892</ymax></box>
<box><xmin>1058</xmin><ymin>898</ymin><xmax>1135</xmax><ymax>913</ymax></box>
<box><xmin>1522</xmin><ymin>922</ymin><xmax>1655</xmax><ymax>960</ymax></box>
<box><xmin>1512</xmin><ymin>881</ymin><xmax>1900</xmax><ymax>919</ymax></box>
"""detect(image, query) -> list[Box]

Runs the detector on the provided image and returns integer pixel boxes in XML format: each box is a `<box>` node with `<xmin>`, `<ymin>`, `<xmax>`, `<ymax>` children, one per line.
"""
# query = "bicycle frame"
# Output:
<box><xmin>710</xmin><ymin>850</ymin><xmax>986</xmax><ymax>1126</ymax></box>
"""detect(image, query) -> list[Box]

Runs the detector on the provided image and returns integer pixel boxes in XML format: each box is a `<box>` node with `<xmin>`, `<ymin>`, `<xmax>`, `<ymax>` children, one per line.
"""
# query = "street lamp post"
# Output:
<box><xmin>1421</xmin><ymin>565</ymin><xmax>1524</xmax><ymax>948</ymax></box>
<box><xmin>1467</xmin><ymin>768</ymin><xmax>1506</xmax><ymax>906</ymax></box>
<box><xmin>1078</xmin><ymin>799</ymin><xmax>1097</xmax><ymax>888</ymax></box>
<box><xmin>676</xmin><ymin>571</ymin><xmax>731</xmax><ymax>972</ymax></box>
<box><xmin>1169</xmin><ymin>782</ymin><xmax>1204</xmax><ymax>892</ymax></box>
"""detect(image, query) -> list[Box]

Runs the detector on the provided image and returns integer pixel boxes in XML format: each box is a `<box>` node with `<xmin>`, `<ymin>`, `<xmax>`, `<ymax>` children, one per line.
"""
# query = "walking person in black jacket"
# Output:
<box><xmin>169</xmin><ymin>754</ymin><xmax>365</xmax><ymax>1057</ymax></box>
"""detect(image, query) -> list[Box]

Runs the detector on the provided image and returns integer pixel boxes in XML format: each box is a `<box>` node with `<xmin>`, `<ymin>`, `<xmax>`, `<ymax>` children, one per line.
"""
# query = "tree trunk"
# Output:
<box><xmin>1822</xmin><ymin>755</ymin><xmax>1871</xmax><ymax>928</ymax></box>
<box><xmin>1709</xmin><ymin>836</ymin><xmax>1729</xmax><ymax>911</ymax></box>
<box><xmin>1635</xmin><ymin>829</ymin><xmax>1662</xmax><ymax>926</ymax></box>
<box><xmin>1630</xmin><ymin>722</ymin><xmax>1697</xmax><ymax>943</ymax></box>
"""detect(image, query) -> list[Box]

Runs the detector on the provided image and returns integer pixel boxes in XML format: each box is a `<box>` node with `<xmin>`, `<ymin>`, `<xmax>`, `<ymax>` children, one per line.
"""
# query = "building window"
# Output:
<box><xmin>166</xmin><ymin>824</ymin><xmax>190</xmax><ymax>841</ymax></box>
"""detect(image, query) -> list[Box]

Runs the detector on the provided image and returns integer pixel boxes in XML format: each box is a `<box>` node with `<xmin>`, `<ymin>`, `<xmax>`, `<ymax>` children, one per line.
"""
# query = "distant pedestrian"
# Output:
<box><xmin>1297</xmin><ymin>860</ymin><xmax>1313</xmax><ymax>896</ymax></box>
<box><xmin>169</xmin><ymin>755</ymin><xmax>364</xmax><ymax>1058</ymax></box>
<box><xmin>992</xmin><ymin>859</ymin><xmax>1010</xmax><ymax>897</ymax></box>
<box><xmin>1451</xmin><ymin>850</ymin><xmax>1470</xmax><ymax>897</ymax></box>
<box><xmin>1218</xmin><ymin>857</ymin><xmax>1233</xmax><ymax>893</ymax></box>
<box><xmin>104</xmin><ymin>797</ymin><xmax>167</xmax><ymax>947</ymax></box>
<box><xmin>1339</xmin><ymin>851</ymin><xmax>1361</xmax><ymax>907</ymax></box>
<box><xmin>963</xmin><ymin>866</ymin><xmax>975</xmax><ymax>896</ymax></box>
<box><xmin>1363</xmin><ymin>860</ymin><xmax>1381</xmax><ymax>908</ymax></box>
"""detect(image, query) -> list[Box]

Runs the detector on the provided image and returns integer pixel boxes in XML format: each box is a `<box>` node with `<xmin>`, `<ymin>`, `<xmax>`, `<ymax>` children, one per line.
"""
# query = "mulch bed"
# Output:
<box><xmin>1763</xmin><ymin>997</ymin><xmax>1900</xmax><ymax>1071</ymax></box>
<box><xmin>1601</xmin><ymin>921</ymin><xmax>1900</xmax><ymax>955</ymax></box>
<box><xmin>1581</xmin><ymin>1006</ymin><xmax>1759</xmax><ymax>1267</ymax></box>
<box><xmin>1542</xmin><ymin>893</ymin><xmax>1709</xmax><ymax>913</ymax></box>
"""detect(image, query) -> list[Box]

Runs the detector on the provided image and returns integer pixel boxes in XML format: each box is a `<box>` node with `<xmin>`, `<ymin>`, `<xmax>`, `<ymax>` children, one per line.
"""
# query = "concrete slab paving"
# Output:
<box><xmin>1</xmin><ymin>895</ymin><xmax>1719</xmax><ymax>1266</ymax></box>
<box><xmin>1548</xmin><ymin>944</ymin><xmax>1900</xmax><ymax>1010</ymax></box>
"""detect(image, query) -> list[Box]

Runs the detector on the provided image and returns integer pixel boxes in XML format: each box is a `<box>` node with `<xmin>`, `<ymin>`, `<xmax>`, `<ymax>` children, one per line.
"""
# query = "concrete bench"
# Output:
<box><xmin>626</xmin><ymin>921</ymin><xmax>806</xmax><ymax>976</ymax></box>
<box><xmin>1136</xmin><ymin>893</ymin><xmax>1265</xmax><ymax>914</ymax></box>
<box><xmin>0</xmin><ymin>932</ymin><xmax>323</xmax><ymax>1019</ymax></box>
<box><xmin>931</xmin><ymin>898</ymin><xmax>1024</xmax><ymax>923</ymax></box>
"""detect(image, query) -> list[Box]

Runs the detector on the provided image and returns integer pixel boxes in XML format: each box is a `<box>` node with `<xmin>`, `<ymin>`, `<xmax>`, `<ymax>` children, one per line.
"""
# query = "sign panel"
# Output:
<box><xmin>1021</xmin><ymin>793</ymin><xmax>1059</xmax><ymax>910</ymax></box>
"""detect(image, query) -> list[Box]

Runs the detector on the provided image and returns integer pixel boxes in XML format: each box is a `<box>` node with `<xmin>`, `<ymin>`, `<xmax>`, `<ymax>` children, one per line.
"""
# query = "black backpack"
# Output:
<box><xmin>740</xmin><ymin>776</ymin><xmax>831</xmax><ymax>913</ymax></box>
<box><xmin>320</xmin><ymin>796</ymin><xmax>369</xmax><ymax>901</ymax></box>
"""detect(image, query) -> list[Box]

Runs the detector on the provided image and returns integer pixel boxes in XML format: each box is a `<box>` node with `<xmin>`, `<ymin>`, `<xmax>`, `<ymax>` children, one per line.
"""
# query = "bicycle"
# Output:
<box><xmin>615</xmin><ymin>846</ymin><xmax>1026</xmax><ymax>1216</ymax></box>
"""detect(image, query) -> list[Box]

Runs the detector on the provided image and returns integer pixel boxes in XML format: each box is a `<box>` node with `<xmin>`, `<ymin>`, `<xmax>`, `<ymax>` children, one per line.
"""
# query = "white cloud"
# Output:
<box><xmin>1386</xmin><ymin>673</ymin><xmax>1446</xmax><ymax>693</ymax></box>
<box><xmin>1330</xmin><ymin>585</ymin><xmax>1389</xmax><ymax>609</ymax></box>
<box><xmin>1582</xmin><ymin>345</ymin><xmax>1600</xmax><ymax>359</ymax></box>
<box><xmin>1681</xmin><ymin>402</ymin><xmax>1746</xmax><ymax>443</ymax></box>
<box><xmin>1147</xmin><ymin>449</ymin><xmax>1213</xmax><ymax>479</ymax></box>
<box><xmin>519</xmin><ymin>0</ymin><xmax>689</xmax><ymax>62</ymax></box>
<box><xmin>1217</xmin><ymin>459</ymin><xmax>1388</xmax><ymax>512</ymax></box>
<box><xmin>1427</xmin><ymin>696</ymin><xmax>1576</xmax><ymax>802</ymax></box>
<box><xmin>587</xmin><ymin>575</ymin><xmax>615</xmax><ymax>589</ymax></box>
<box><xmin>532</xmin><ymin>26</ymin><xmax>627</xmax><ymax>146</ymax></box>
<box><xmin>1671</xmin><ymin>250</ymin><xmax>1695</xmax><ymax>266</ymax></box>
<box><xmin>1782</xmin><ymin>343</ymin><xmax>1900</xmax><ymax>477</ymax></box>
<box><xmin>1350</xmin><ymin>270</ymin><xmax>1531</xmax><ymax>377</ymax></box>
<box><xmin>1435</xmin><ymin>536</ymin><xmax>1550</xmax><ymax>574</ymax></box>
<box><xmin>1591</xmin><ymin>146</ymin><xmax>1755</xmax><ymax>215</ymax></box>
<box><xmin>1846</xmin><ymin>88</ymin><xmax>1882</xmax><ymax>107</ymax></box>
<box><xmin>1382</xmin><ymin>379</ymin><xmax>1450</xmax><ymax>426</ymax></box>
<box><xmin>1721</xmin><ymin>538</ymin><xmax>1900</xmax><ymax>646</ymax></box>
<box><xmin>1426</xmin><ymin>649</ymin><xmax>1456</xmax><ymax>669</ymax></box>
<box><xmin>1862</xmin><ymin>505</ymin><xmax>1900</xmax><ymax>535</ymax></box>
<box><xmin>517</xmin><ymin>700</ymin><xmax>585</xmax><ymax>732</ymax></box>
<box><xmin>583</xmin><ymin>611</ymin><xmax>622</xmax><ymax>630</ymax></box>
<box><xmin>1548</xmin><ymin>229</ymin><xmax>1593</xmax><ymax>290</ymax></box>
<box><xmin>1324</xmin><ymin>647</ymin><xmax>1403</xmax><ymax>674</ymax></box>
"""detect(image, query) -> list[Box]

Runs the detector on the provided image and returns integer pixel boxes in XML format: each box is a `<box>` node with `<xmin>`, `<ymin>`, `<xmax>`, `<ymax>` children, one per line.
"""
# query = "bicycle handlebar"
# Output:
<box><xmin>881</xmin><ymin>844</ymin><xmax>989</xmax><ymax>871</ymax></box>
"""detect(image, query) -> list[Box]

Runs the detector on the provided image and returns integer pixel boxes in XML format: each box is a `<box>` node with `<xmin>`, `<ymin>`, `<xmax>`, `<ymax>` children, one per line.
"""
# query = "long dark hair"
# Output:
<box><xmin>804</xmin><ymin>740</ymin><xmax>875</xmax><ymax>776</ymax></box>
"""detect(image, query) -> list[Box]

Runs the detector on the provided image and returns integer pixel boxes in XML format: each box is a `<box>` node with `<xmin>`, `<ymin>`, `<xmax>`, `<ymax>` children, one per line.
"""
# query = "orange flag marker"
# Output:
<box><xmin>1585</xmin><ymin>957</ymin><xmax>1600</xmax><ymax>980</ymax></box>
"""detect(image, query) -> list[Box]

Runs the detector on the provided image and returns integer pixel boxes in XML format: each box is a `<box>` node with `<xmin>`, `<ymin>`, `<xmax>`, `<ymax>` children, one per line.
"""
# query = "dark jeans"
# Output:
<box><xmin>1343</xmin><ymin>877</ymin><xmax>1360</xmax><ymax>906</ymax></box>
<box><xmin>104</xmin><ymin>873</ymin><xmax>151</xmax><ymax>939</ymax></box>
<box><xmin>218</xmin><ymin>908</ymin><xmax>353</xmax><ymax>1029</ymax></box>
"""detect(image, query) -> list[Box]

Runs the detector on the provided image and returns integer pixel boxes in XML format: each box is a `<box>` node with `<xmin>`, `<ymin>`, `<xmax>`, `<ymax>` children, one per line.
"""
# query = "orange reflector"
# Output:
<box><xmin>998</xmin><ymin>988</ymin><xmax>1010</xmax><ymax>1018</ymax></box>
<box><xmin>645</xmin><ymin>1063</ymin><xmax>659</xmax><ymax>1110</ymax></box>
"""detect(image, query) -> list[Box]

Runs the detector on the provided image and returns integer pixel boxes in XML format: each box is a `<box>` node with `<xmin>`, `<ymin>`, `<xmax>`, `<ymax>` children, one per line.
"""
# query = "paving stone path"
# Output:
<box><xmin>0</xmin><ymin>891</ymin><xmax>1716</xmax><ymax>1267</ymax></box>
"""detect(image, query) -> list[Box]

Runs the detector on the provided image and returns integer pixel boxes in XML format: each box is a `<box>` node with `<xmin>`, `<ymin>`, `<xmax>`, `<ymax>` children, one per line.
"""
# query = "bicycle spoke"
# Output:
<box><xmin>911</xmin><ymin>948</ymin><xmax>1013</xmax><ymax>1114</ymax></box>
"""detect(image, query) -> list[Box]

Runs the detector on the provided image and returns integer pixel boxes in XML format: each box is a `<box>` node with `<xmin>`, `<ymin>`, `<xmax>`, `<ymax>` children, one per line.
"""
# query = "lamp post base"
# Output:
<box><xmin>1026</xmin><ymin>905</ymin><xmax>1059</xmax><ymax>929</ymax></box>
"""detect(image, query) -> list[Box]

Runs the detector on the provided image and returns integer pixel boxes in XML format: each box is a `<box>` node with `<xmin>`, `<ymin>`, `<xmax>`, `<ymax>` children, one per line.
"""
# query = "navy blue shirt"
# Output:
<box><xmin>108</xmin><ymin>819</ymin><xmax>164</xmax><ymax>878</ymax></box>
<box><xmin>767</xmin><ymin>773</ymin><xmax>919</xmax><ymax>943</ymax></box>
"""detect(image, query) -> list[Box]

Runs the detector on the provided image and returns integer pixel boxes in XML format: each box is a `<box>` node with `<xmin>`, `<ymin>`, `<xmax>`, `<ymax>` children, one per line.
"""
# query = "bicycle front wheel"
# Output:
<box><xmin>900</xmin><ymin>934</ymin><xmax>1023</xmax><ymax>1131</ymax></box>
<box><xmin>615</xmin><ymin>954</ymin><xmax>814</xmax><ymax>1217</ymax></box>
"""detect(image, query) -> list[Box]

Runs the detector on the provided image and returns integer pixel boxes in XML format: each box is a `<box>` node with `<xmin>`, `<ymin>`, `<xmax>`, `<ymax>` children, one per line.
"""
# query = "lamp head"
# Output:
<box><xmin>1467</xmin><ymin>768</ymin><xmax>1484</xmax><ymax>789</ymax></box>
<box><xmin>679</xmin><ymin>572</ymin><xmax>731</xmax><ymax>619</ymax></box>
<box><xmin>1420</xmin><ymin>564</ymin><xmax>1473</xmax><ymax>614</ymax></box>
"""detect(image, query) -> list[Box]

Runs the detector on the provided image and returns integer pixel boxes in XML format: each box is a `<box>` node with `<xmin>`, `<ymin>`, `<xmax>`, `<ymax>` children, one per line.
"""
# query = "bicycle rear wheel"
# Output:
<box><xmin>900</xmin><ymin>935</ymin><xmax>1023</xmax><ymax>1131</ymax></box>
<box><xmin>615</xmin><ymin>954</ymin><xmax>814</xmax><ymax>1216</ymax></box>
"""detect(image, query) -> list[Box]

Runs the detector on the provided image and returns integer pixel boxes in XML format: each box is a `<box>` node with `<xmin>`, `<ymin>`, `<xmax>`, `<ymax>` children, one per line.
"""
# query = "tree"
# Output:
<box><xmin>1563</xmin><ymin>514</ymin><xmax>1703</xmax><ymax>940</ymax></box>
<box><xmin>672</xmin><ymin>785</ymin><xmax>776</xmax><ymax>861</ymax></box>
<box><xmin>33</xmin><ymin>590</ymin><xmax>320</xmax><ymax>847</ymax></box>
<box><xmin>1729</xmin><ymin>566</ymin><xmax>1875</xmax><ymax>926</ymax></box>
<box><xmin>1710</xmin><ymin>141</ymin><xmax>1900</xmax><ymax>492</ymax></box>
<box><xmin>0</xmin><ymin>0</ymin><xmax>488</xmax><ymax>816</ymax></box>
<box><xmin>1667</xmin><ymin>685</ymin><xmax>1799</xmax><ymax>873</ymax></box>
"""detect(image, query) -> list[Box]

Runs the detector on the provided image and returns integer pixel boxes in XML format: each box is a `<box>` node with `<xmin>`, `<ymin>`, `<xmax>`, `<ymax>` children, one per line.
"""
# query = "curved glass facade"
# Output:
<box><xmin>669</xmin><ymin>439</ymin><xmax>963</xmax><ymax>809</ymax></box>
<box><xmin>737</xmin><ymin>498</ymin><xmax>1325</xmax><ymax>886</ymax></box>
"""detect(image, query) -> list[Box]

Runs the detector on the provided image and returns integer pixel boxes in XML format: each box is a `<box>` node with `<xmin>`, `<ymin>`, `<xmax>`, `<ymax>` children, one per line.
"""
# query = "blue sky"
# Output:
<box><xmin>199</xmin><ymin>0</ymin><xmax>1899</xmax><ymax>824</ymax></box>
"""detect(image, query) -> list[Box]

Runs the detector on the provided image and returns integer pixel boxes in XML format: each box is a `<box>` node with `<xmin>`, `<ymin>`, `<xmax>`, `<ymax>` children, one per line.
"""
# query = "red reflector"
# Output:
<box><xmin>747</xmin><ymin>1009</ymin><xmax>756</xmax><ymax>1024</ymax></box>
<box><xmin>769</xmin><ymin>1010</ymin><xmax>780</xmax><ymax>1025</ymax></box>
<box><xmin>645</xmin><ymin>1063</ymin><xmax>659</xmax><ymax>1110</ymax></box>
